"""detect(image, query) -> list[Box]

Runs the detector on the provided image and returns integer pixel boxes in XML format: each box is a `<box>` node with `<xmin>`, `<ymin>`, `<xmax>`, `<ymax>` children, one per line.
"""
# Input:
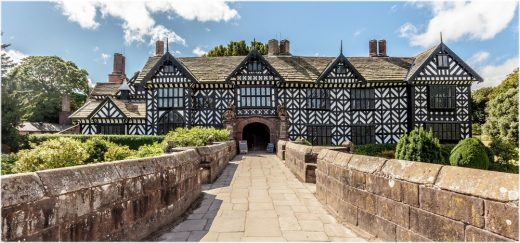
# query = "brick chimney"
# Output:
<box><xmin>279</xmin><ymin>39</ymin><xmax>290</xmax><ymax>55</ymax></box>
<box><xmin>59</xmin><ymin>94</ymin><xmax>71</xmax><ymax>125</ymax></box>
<box><xmin>378</xmin><ymin>40</ymin><xmax>387</xmax><ymax>57</ymax></box>
<box><xmin>268</xmin><ymin>39</ymin><xmax>279</xmax><ymax>56</ymax></box>
<box><xmin>156</xmin><ymin>40</ymin><xmax>164</xmax><ymax>56</ymax></box>
<box><xmin>108</xmin><ymin>53</ymin><xmax>126</xmax><ymax>83</ymax></box>
<box><xmin>369</xmin><ymin>40</ymin><xmax>378</xmax><ymax>57</ymax></box>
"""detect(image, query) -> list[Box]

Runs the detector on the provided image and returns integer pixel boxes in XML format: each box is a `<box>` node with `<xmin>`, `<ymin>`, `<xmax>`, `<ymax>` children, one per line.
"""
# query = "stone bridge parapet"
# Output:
<box><xmin>1</xmin><ymin>140</ymin><xmax>236</xmax><ymax>241</ymax></box>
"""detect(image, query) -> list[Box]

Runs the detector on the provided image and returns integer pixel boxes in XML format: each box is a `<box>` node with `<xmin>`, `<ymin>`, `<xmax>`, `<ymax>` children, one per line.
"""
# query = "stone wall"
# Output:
<box><xmin>198</xmin><ymin>141</ymin><xmax>236</xmax><ymax>184</ymax></box>
<box><xmin>283</xmin><ymin>141</ymin><xmax>347</xmax><ymax>183</ymax></box>
<box><xmin>316</xmin><ymin>149</ymin><xmax>519</xmax><ymax>241</ymax></box>
<box><xmin>1</xmin><ymin>142</ymin><xmax>236</xmax><ymax>241</ymax></box>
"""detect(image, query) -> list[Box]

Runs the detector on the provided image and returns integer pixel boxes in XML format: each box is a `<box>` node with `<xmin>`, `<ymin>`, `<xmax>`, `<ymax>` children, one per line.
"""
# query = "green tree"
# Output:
<box><xmin>1</xmin><ymin>41</ymin><xmax>24</xmax><ymax>152</ymax></box>
<box><xmin>483</xmin><ymin>69</ymin><xmax>519</xmax><ymax>147</ymax></box>
<box><xmin>205</xmin><ymin>40</ymin><xmax>267</xmax><ymax>57</ymax></box>
<box><xmin>471</xmin><ymin>87</ymin><xmax>493</xmax><ymax>124</ymax></box>
<box><xmin>8</xmin><ymin>56</ymin><xmax>89</xmax><ymax>123</ymax></box>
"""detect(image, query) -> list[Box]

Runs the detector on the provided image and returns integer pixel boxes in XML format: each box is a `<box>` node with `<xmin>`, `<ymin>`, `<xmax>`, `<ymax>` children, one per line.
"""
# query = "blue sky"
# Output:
<box><xmin>2</xmin><ymin>1</ymin><xmax>518</xmax><ymax>89</ymax></box>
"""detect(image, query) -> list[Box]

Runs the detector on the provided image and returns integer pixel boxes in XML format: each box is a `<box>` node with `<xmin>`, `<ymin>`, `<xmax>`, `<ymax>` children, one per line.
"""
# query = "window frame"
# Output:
<box><xmin>428</xmin><ymin>85</ymin><xmax>456</xmax><ymax>110</ymax></box>
<box><xmin>157</xmin><ymin>88</ymin><xmax>184</xmax><ymax>109</ymax></box>
<box><xmin>351</xmin><ymin>125</ymin><xmax>376</xmax><ymax>145</ymax></box>
<box><xmin>239</xmin><ymin>86</ymin><xmax>273</xmax><ymax>109</ymax></box>
<box><xmin>307</xmin><ymin>125</ymin><xmax>332</xmax><ymax>145</ymax></box>
<box><xmin>96</xmin><ymin>124</ymin><xmax>126</xmax><ymax>135</ymax></box>
<box><xmin>437</xmin><ymin>54</ymin><xmax>449</xmax><ymax>69</ymax></box>
<box><xmin>425</xmin><ymin>123</ymin><xmax>460</xmax><ymax>142</ymax></box>
<box><xmin>306</xmin><ymin>88</ymin><xmax>330</xmax><ymax>110</ymax></box>
<box><xmin>193</xmin><ymin>94</ymin><xmax>215</xmax><ymax>110</ymax></box>
<box><xmin>157</xmin><ymin>110</ymin><xmax>185</xmax><ymax>135</ymax></box>
<box><xmin>351</xmin><ymin>89</ymin><xmax>376</xmax><ymax>111</ymax></box>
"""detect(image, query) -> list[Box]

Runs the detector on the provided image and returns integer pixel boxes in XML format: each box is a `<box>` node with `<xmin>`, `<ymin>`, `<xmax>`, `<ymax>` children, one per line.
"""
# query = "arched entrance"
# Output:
<box><xmin>242</xmin><ymin>122</ymin><xmax>270</xmax><ymax>151</ymax></box>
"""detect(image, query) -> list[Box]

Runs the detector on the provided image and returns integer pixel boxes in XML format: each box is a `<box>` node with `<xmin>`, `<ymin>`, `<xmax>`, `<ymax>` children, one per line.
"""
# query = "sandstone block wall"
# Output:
<box><xmin>315</xmin><ymin>149</ymin><xmax>519</xmax><ymax>241</ymax></box>
<box><xmin>276</xmin><ymin>140</ymin><xmax>287</xmax><ymax>160</ymax></box>
<box><xmin>283</xmin><ymin>142</ymin><xmax>347</xmax><ymax>183</ymax></box>
<box><xmin>198</xmin><ymin>141</ymin><xmax>236</xmax><ymax>184</ymax></box>
<box><xmin>1</xmin><ymin>142</ymin><xmax>236</xmax><ymax>241</ymax></box>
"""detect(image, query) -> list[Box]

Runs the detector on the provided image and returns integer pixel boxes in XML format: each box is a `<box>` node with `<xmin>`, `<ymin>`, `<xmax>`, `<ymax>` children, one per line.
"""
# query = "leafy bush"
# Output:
<box><xmin>26</xmin><ymin>134</ymin><xmax>165</xmax><ymax>150</ymax></box>
<box><xmin>136</xmin><ymin>143</ymin><xmax>163</xmax><ymax>158</ymax></box>
<box><xmin>162</xmin><ymin>127</ymin><xmax>229</xmax><ymax>148</ymax></box>
<box><xmin>294</xmin><ymin>137</ymin><xmax>312</xmax><ymax>146</ymax></box>
<box><xmin>489</xmin><ymin>137</ymin><xmax>519</xmax><ymax>164</ymax></box>
<box><xmin>449</xmin><ymin>138</ymin><xmax>490</xmax><ymax>170</ymax></box>
<box><xmin>14</xmin><ymin>137</ymin><xmax>89</xmax><ymax>173</ymax></box>
<box><xmin>83</xmin><ymin>137</ymin><xmax>113</xmax><ymax>163</ymax></box>
<box><xmin>472</xmin><ymin>124</ymin><xmax>482</xmax><ymax>136</ymax></box>
<box><xmin>395</xmin><ymin>128</ymin><xmax>445</xmax><ymax>164</ymax></box>
<box><xmin>104</xmin><ymin>144</ymin><xmax>135</xmax><ymax>162</ymax></box>
<box><xmin>489</xmin><ymin>162</ymin><xmax>519</xmax><ymax>174</ymax></box>
<box><xmin>1</xmin><ymin>153</ymin><xmax>18</xmax><ymax>175</ymax></box>
<box><xmin>353</xmin><ymin>144</ymin><xmax>396</xmax><ymax>158</ymax></box>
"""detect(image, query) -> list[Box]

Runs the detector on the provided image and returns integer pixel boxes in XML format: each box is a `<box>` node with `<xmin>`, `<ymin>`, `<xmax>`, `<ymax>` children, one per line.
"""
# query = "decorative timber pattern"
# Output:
<box><xmin>92</xmin><ymin>99</ymin><xmax>124</xmax><ymax>119</ymax></box>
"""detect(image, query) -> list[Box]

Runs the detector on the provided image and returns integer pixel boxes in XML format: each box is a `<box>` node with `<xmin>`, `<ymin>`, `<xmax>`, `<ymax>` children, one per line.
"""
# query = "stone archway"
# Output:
<box><xmin>235</xmin><ymin>117</ymin><xmax>279</xmax><ymax>149</ymax></box>
<box><xmin>242</xmin><ymin>123</ymin><xmax>270</xmax><ymax>151</ymax></box>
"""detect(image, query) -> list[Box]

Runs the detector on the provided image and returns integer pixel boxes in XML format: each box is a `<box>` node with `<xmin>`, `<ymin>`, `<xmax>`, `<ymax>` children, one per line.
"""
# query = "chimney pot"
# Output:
<box><xmin>369</xmin><ymin>40</ymin><xmax>377</xmax><ymax>57</ymax></box>
<box><xmin>378</xmin><ymin>40</ymin><xmax>387</xmax><ymax>57</ymax></box>
<box><xmin>279</xmin><ymin>39</ymin><xmax>290</xmax><ymax>55</ymax></box>
<box><xmin>156</xmin><ymin>40</ymin><xmax>164</xmax><ymax>56</ymax></box>
<box><xmin>109</xmin><ymin>53</ymin><xmax>126</xmax><ymax>83</ymax></box>
<box><xmin>268</xmin><ymin>39</ymin><xmax>279</xmax><ymax>56</ymax></box>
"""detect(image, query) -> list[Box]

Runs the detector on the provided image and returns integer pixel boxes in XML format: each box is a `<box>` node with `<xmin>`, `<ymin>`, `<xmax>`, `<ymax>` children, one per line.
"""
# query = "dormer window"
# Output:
<box><xmin>247</xmin><ymin>60</ymin><xmax>263</xmax><ymax>73</ymax></box>
<box><xmin>437</xmin><ymin>54</ymin><xmax>449</xmax><ymax>69</ymax></box>
<box><xmin>336</xmin><ymin>64</ymin><xmax>347</xmax><ymax>74</ymax></box>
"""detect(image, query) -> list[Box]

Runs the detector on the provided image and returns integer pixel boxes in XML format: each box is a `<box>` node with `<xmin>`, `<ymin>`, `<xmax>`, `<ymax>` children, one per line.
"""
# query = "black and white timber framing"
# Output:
<box><xmin>70</xmin><ymin>40</ymin><xmax>482</xmax><ymax>145</ymax></box>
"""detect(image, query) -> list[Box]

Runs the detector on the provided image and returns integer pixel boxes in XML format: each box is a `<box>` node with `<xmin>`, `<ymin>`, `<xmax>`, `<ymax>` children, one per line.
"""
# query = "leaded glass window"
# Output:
<box><xmin>157</xmin><ymin>88</ymin><xmax>184</xmax><ymax>108</ymax></box>
<box><xmin>351</xmin><ymin>89</ymin><xmax>375</xmax><ymax>110</ymax></box>
<box><xmin>193</xmin><ymin>94</ymin><xmax>214</xmax><ymax>110</ymax></box>
<box><xmin>437</xmin><ymin>54</ymin><xmax>449</xmax><ymax>69</ymax></box>
<box><xmin>425</xmin><ymin>123</ymin><xmax>460</xmax><ymax>141</ymax></box>
<box><xmin>97</xmin><ymin>124</ymin><xmax>125</xmax><ymax>134</ymax></box>
<box><xmin>429</xmin><ymin>86</ymin><xmax>455</xmax><ymax>109</ymax></box>
<box><xmin>307</xmin><ymin>125</ymin><xmax>332</xmax><ymax>145</ymax></box>
<box><xmin>239</xmin><ymin>87</ymin><xmax>272</xmax><ymax>108</ymax></box>
<box><xmin>157</xmin><ymin>110</ymin><xmax>184</xmax><ymax>134</ymax></box>
<box><xmin>307</xmin><ymin>89</ymin><xmax>330</xmax><ymax>110</ymax></box>
<box><xmin>351</xmin><ymin>125</ymin><xmax>375</xmax><ymax>145</ymax></box>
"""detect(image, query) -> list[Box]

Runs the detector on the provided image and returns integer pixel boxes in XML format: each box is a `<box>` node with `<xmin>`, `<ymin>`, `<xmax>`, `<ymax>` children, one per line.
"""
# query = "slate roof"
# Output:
<box><xmin>17</xmin><ymin>122</ymin><xmax>72</xmax><ymax>133</ymax></box>
<box><xmin>69</xmin><ymin>97</ymin><xmax>146</xmax><ymax>119</ymax></box>
<box><xmin>405</xmin><ymin>44</ymin><xmax>439</xmax><ymax>81</ymax></box>
<box><xmin>90</xmin><ymin>83</ymin><xmax>120</xmax><ymax>96</ymax></box>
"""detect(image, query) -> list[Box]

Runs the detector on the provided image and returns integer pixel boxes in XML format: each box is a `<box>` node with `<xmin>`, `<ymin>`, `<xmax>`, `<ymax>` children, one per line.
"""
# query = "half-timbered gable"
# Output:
<box><xmin>70</xmin><ymin>38</ymin><xmax>481</xmax><ymax>146</ymax></box>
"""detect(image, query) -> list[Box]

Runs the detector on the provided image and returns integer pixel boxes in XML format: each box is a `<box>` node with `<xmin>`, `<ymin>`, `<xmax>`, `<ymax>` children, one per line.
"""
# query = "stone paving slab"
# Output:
<box><xmin>156</xmin><ymin>153</ymin><xmax>371</xmax><ymax>242</ymax></box>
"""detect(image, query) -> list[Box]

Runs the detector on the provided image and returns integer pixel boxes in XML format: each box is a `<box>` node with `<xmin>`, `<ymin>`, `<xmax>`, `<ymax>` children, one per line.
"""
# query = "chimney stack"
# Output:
<box><xmin>268</xmin><ymin>39</ymin><xmax>279</xmax><ymax>56</ymax></box>
<box><xmin>156</xmin><ymin>40</ymin><xmax>165</xmax><ymax>56</ymax></box>
<box><xmin>108</xmin><ymin>53</ymin><xmax>126</xmax><ymax>83</ymax></box>
<box><xmin>369</xmin><ymin>40</ymin><xmax>378</xmax><ymax>57</ymax></box>
<box><xmin>279</xmin><ymin>39</ymin><xmax>290</xmax><ymax>55</ymax></box>
<box><xmin>59</xmin><ymin>94</ymin><xmax>72</xmax><ymax>125</ymax></box>
<box><xmin>378</xmin><ymin>40</ymin><xmax>387</xmax><ymax>57</ymax></box>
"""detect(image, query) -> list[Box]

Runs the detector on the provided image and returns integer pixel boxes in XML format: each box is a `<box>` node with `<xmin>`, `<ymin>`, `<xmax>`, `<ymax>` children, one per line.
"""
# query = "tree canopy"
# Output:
<box><xmin>471</xmin><ymin>87</ymin><xmax>493</xmax><ymax>124</ymax></box>
<box><xmin>8</xmin><ymin>56</ymin><xmax>90</xmax><ymax>123</ymax></box>
<box><xmin>483</xmin><ymin>69</ymin><xmax>519</xmax><ymax>146</ymax></box>
<box><xmin>205</xmin><ymin>40</ymin><xmax>267</xmax><ymax>57</ymax></box>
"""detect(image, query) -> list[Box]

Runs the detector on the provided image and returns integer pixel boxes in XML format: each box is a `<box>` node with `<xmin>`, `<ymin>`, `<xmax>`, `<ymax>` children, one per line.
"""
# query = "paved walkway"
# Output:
<box><xmin>156</xmin><ymin>153</ymin><xmax>370</xmax><ymax>242</ymax></box>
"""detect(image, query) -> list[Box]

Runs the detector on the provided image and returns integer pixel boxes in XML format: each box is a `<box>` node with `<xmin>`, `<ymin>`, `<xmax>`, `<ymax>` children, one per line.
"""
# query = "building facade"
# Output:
<box><xmin>70</xmin><ymin>39</ymin><xmax>481</xmax><ymax>149</ymax></box>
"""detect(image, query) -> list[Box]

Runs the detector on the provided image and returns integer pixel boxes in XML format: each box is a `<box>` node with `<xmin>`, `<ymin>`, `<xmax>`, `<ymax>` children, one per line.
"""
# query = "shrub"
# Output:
<box><xmin>26</xmin><ymin>134</ymin><xmax>165</xmax><ymax>150</ymax></box>
<box><xmin>1</xmin><ymin>153</ymin><xmax>18</xmax><ymax>175</ymax></box>
<box><xmin>162</xmin><ymin>127</ymin><xmax>229</xmax><ymax>148</ymax></box>
<box><xmin>83</xmin><ymin>137</ymin><xmax>113</xmax><ymax>163</ymax></box>
<box><xmin>353</xmin><ymin>144</ymin><xmax>396</xmax><ymax>158</ymax></box>
<box><xmin>449</xmin><ymin>138</ymin><xmax>490</xmax><ymax>170</ymax></box>
<box><xmin>489</xmin><ymin>137</ymin><xmax>519</xmax><ymax>164</ymax></box>
<box><xmin>294</xmin><ymin>137</ymin><xmax>312</xmax><ymax>146</ymax></box>
<box><xmin>472</xmin><ymin>124</ymin><xmax>482</xmax><ymax>136</ymax></box>
<box><xmin>136</xmin><ymin>143</ymin><xmax>163</xmax><ymax>158</ymax></box>
<box><xmin>104</xmin><ymin>144</ymin><xmax>135</xmax><ymax>162</ymax></box>
<box><xmin>395</xmin><ymin>128</ymin><xmax>445</xmax><ymax>164</ymax></box>
<box><xmin>14</xmin><ymin>137</ymin><xmax>89</xmax><ymax>173</ymax></box>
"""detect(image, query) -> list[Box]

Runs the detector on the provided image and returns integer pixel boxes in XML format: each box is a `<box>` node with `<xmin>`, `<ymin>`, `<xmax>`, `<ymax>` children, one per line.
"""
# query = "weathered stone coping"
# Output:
<box><xmin>1</xmin><ymin>140</ymin><xmax>236</xmax><ymax>241</ymax></box>
<box><xmin>316</xmin><ymin>147</ymin><xmax>519</xmax><ymax>241</ymax></box>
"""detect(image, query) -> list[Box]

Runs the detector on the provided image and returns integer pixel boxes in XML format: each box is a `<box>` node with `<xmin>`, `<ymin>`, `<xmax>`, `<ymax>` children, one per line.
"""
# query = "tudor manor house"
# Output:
<box><xmin>70</xmin><ymin>39</ymin><xmax>481</xmax><ymax>150</ymax></box>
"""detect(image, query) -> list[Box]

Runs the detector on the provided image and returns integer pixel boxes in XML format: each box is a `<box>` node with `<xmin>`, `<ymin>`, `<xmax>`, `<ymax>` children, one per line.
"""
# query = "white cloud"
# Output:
<box><xmin>101</xmin><ymin>53</ymin><xmax>110</xmax><ymax>64</ymax></box>
<box><xmin>192</xmin><ymin>47</ymin><xmax>207</xmax><ymax>57</ymax></box>
<box><xmin>401</xmin><ymin>1</ymin><xmax>518</xmax><ymax>47</ymax></box>
<box><xmin>467</xmin><ymin>51</ymin><xmax>490</xmax><ymax>67</ymax></box>
<box><xmin>474</xmin><ymin>57</ymin><xmax>519</xmax><ymax>89</ymax></box>
<box><xmin>353</xmin><ymin>29</ymin><xmax>364</xmax><ymax>37</ymax></box>
<box><xmin>55</xmin><ymin>0</ymin><xmax>239</xmax><ymax>45</ymax></box>
<box><xmin>2</xmin><ymin>49</ymin><xmax>27</xmax><ymax>64</ymax></box>
<box><xmin>92</xmin><ymin>46</ymin><xmax>99</xmax><ymax>52</ymax></box>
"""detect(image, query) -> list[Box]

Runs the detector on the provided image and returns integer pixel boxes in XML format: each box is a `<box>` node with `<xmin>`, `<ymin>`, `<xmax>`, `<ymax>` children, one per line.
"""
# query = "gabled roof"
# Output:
<box><xmin>317</xmin><ymin>53</ymin><xmax>366</xmax><ymax>83</ymax></box>
<box><xmin>69</xmin><ymin>97</ymin><xmax>146</xmax><ymax>119</ymax></box>
<box><xmin>18</xmin><ymin>122</ymin><xmax>72</xmax><ymax>133</ymax></box>
<box><xmin>136</xmin><ymin>52</ymin><xmax>197</xmax><ymax>85</ymax></box>
<box><xmin>405</xmin><ymin>42</ymin><xmax>483</xmax><ymax>82</ymax></box>
<box><xmin>225</xmin><ymin>48</ymin><xmax>285</xmax><ymax>82</ymax></box>
<box><xmin>90</xmin><ymin>83</ymin><xmax>120</xmax><ymax>97</ymax></box>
